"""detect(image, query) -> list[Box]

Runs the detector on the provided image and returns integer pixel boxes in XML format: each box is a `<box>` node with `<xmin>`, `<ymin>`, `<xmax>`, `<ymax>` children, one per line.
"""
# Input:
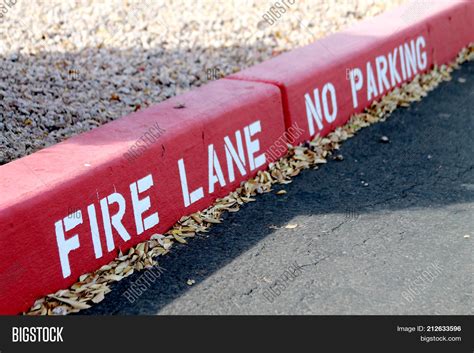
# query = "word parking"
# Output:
<box><xmin>304</xmin><ymin>35</ymin><xmax>428</xmax><ymax>135</ymax></box>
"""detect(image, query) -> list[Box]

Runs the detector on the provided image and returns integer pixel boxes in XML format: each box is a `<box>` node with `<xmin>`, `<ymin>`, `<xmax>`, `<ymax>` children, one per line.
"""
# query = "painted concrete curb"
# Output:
<box><xmin>0</xmin><ymin>0</ymin><xmax>472</xmax><ymax>314</ymax></box>
<box><xmin>229</xmin><ymin>0</ymin><xmax>473</xmax><ymax>143</ymax></box>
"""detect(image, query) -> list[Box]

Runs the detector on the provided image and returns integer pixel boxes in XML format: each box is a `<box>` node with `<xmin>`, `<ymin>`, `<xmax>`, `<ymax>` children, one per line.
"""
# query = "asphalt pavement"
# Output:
<box><xmin>84</xmin><ymin>60</ymin><xmax>473</xmax><ymax>315</ymax></box>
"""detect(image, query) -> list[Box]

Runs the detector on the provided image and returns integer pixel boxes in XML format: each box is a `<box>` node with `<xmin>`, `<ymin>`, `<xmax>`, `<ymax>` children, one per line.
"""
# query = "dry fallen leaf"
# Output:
<box><xmin>49</xmin><ymin>296</ymin><xmax>91</xmax><ymax>310</ymax></box>
<box><xmin>202</xmin><ymin>217</ymin><xmax>221</xmax><ymax>224</ymax></box>
<box><xmin>105</xmin><ymin>274</ymin><xmax>124</xmax><ymax>281</ymax></box>
<box><xmin>191</xmin><ymin>213</ymin><xmax>203</xmax><ymax>224</ymax></box>
<box><xmin>173</xmin><ymin>233</ymin><xmax>187</xmax><ymax>244</ymax></box>
<box><xmin>91</xmin><ymin>292</ymin><xmax>105</xmax><ymax>304</ymax></box>
<box><xmin>79</xmin><ymin>274</ymin><xmax>89</xmax><ymax>282</ymax></box>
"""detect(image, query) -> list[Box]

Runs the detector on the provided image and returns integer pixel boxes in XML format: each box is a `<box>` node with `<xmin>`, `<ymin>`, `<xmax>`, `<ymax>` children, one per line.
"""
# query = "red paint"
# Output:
<box><xmin>0</xmin><ymin>0</ymin><xmax>472</xmax><ymax>315</ymax></box>
<box><xmin>0</xmin><ymin>80</ymin><xmax>285</xmax><ymax>314</ymax></box>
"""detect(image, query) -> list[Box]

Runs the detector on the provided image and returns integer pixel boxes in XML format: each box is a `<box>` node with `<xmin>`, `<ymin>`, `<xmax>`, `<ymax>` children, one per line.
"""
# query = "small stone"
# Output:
<box><xmin>174</xmin><ymin>103</ymin><xmax>186</xmax><ymax>109</ymax></box>
<box><xmin>51</xmin><ymin>306</ymin><xmax>68</xmax><ymax>315</ymax></box>
<box><xmin>110</xmin><ymin>93</ymin><xmax>120</xmax><ymax>101</ymax></box>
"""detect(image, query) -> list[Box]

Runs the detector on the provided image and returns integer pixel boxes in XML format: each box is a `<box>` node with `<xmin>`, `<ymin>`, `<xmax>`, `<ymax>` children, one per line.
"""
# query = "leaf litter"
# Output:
<box><xmin>25</xmin><ymin>45</ymin><xmax>473</xmax><ymax>315</ymax></box>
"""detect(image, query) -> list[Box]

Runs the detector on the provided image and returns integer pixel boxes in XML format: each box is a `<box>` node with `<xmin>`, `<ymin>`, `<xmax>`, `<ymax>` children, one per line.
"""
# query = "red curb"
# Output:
<box><xmin>0</xmin><ymin>0</ymin><xmax>472</xmax><ymax>314</ymax></box>
<box><xmin>226</xmin><ymin>77</ymin><xmax>295</xmax><ymax>136</ymax></box>
<box><xmin>229</xmin><ymin>0</ymin><xmax>474</xmax><ymax>144</ymax></box>
<box><xmin>0</xmin><ymin>80</ymin><xmax>285</xmax><ymax>314</ymax></box>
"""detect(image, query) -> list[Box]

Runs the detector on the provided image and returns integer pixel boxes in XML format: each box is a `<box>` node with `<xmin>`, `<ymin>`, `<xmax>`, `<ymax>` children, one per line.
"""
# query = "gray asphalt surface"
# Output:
<box><xmin>84</xmin><ymin>60</ymin><xmax>474</xmax><ymax>315</ymax></box>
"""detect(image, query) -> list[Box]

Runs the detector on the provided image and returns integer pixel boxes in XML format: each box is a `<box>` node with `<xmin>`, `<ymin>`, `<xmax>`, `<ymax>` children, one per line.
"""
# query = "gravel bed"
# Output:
<box><xmin>0</xmin><ymin>0</ymin><xmax>406</xmax><ymax>164</ymax></box>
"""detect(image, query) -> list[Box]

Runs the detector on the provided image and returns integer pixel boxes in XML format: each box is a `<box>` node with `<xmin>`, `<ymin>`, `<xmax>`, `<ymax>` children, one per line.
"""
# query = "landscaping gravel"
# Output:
<box><xmin>0</xmin><ymin>0</ymin><xmax>406</xmax><ymax>165</ymax></box>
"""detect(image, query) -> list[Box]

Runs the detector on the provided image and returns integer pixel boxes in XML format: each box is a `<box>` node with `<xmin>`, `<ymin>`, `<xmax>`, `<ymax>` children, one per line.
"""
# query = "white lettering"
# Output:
<box><xmin>208</xmin><ymin>144</ymin><xmax>226</xmax><ymax>193</ymax></box>
<box><xmin>178</xmin><ymin>158</ymin><xmax>204</xmax><ymax>207</ymax></box>
<box><xmin>55</xmin><ymin>212</ymin><xmax>82</xmax><ymax>278</ymax></box>
<box><xmin>224</xmin><ymin>131</ymin><xmax>247</xmax><ymax>183</ymax></box>
<box><xmin>130</xmin><ymin>174</ymin><xmax>159</xmax><ymax>235</ymax></box>
<box><xmin>366</xmin><ymin>61</ymin><xmax>379</xmax><ymax>100</ymax></box>
<box><xmin>100</xmin><ymin>192</ymin><xmax>130</xmax><ymax>252</ymax></box>
<box><xmin>244</xmin><ymin>120</ymin><xmax>265</xmax><ymax>170</ymax></box>
<box><xmin>350</xmin><ymin>67</ymin><xmax>363</xmax><ymax>108</ymax></box>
